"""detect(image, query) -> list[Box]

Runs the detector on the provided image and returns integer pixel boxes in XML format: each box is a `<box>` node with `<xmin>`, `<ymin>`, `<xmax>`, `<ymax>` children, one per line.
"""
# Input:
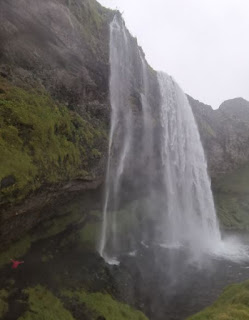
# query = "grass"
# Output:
<box><xmin>31</xmin><ymin>209</ymin><xmax>82</xmax><ymax>242</ymax></box>
<box><xmin>213</xmin><ymin>162</ymin><xmax>249</xmax><ymax>230</ymax></box>
<box><xmin>0</xmin><ymin>204</ymin><xmax>101</xmax><ymax>269</ymax></box>
<box><xmin>215</xmin><ymin>162</ymin><xmax>249</xmax><ymax>194</ymax></box>
<box><xmin>0</xmin><ymin>289</ymin><xmax>8</xmax><ymax>318</ymax></box>
<box><xmin>0</xmin><ymin>76</ymin><xmax>107</xmax><ymax>205</ymax></box>
<box><xmin>77</xmin><ymin>214</ymin><xmax>102</xmax><ymax>250</ymax></box>
<box><xmin>187</xmin><ymin>280</ymin><xmax>249</xmax><ymax>320</ymax></box>
<box><xmin>17</xmin><ymin>286</ymin><xmax>75</xmax><ymax>320</ymax></box>
<box><xmin>11</xmin><ymin>285</ymin><xmax>148</xmax><ymax>320</ymax></box>
<box><xmin>62</xmin><ymin>289</ymin><xmax>148</xmax><ymax>320</ymax></box>
<box><xmin>0</xmin><ymin>236</ymin><xmax>31</xmax><ymax>269</ymax></box>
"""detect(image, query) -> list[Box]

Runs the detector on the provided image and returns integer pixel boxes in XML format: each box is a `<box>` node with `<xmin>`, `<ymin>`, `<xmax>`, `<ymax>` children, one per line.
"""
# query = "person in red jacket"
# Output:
<box><xmin>10</xmin><ymin>259</ymin><xmax>24</xmax><ymax>269</ymax></box>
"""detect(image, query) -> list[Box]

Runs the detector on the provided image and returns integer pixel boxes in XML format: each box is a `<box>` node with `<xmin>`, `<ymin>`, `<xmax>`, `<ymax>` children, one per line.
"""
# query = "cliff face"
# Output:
<box><xmin>0</xmin><ymin>0</ymin><xmax>114</xmax><ymax>205</ymax></box>
<box><xmin>189</xmin><ymin>96</ymin><xmax>249</xmax><ymax>229</ymax></box>
<box><xmin>1</xmin><ymin>0</ymin><xmax>249</xmax><ymax>243</ymax></box>
<box><xmin>0</xmin><ymin>0</ymin><xmax>115</xmax><ymax>247</ymax></box>
<box><xmin>0</xmin><ymin>0</ymin><xmax>161</xmax><ymax>246</ymax></box>
<box><xmin>0</xmin><ymin>0</ymin><xmax>112</xmax><ymax>111</ymax></box>
<box><xmin>189</xmin><ymin>96</ymin><xmax>249</xmax><ymax>178</ymax></box>
<box><xmin>1</xmin><ymin>2</ymin><xmax>249</xmax><ymax>319</ymax></box>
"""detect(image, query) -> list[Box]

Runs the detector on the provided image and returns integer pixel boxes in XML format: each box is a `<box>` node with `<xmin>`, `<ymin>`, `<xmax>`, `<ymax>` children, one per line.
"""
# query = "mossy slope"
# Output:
<box><xmin>17</xmin><ymin>286</ymin><xmax>75</xmax><ymax>320</ymax></box>
<box><xmin>62</xmin><ymin>289</ymin><xmax>148</xmax><ymax>320</ymax></box>
<box><xmin>0</xmin><ymin>201</ymin><xmax>98</xmax><ymax>268</ymax></box>
<box><xmin>187</xmin><ymin>280</ymin><xmax>249</xmax><ymax>320</ymax></box>
<box><xmin>0</xmin><ymin>76</ymin><xmax>107</xmax><ymax>205</ymax></box>
<box><xmin>0</xmin><ymin>289</ymin><xmax>8</xmax><ymax>318</ymax></box>
<box><xmin>214</xmin><ymin>162</ymin><xmax>249</xmax><ymax>230</ymax></box>
<box><xmin>7</xmin><ymin>285</ymin><xmax>148</xmax><ymax>320</ymax></box>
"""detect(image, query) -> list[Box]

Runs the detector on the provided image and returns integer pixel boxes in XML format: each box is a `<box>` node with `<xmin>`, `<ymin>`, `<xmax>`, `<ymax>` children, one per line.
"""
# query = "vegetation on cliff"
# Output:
<box><xmin>18</xmin><ymin>286</ymin><xmax>75</xmax><ymax>320</ymax></box>
<box><xmin>0</xmin><ymin>76</ymin><xmax>107</xmax><ymax>206</ymax></box>
<box><xmin>0</xmin><ymin>197</ymin><xmax>100</xmax><ymax>268</ymax></box>
<box><xmin>0</xmin><ymin>202</ymin><xmax>148</xmax><ymax>320</ymax></box>
<box><xmin>214</xmin><ymin>162</ymin><xmax>249</xmax><ymax>230</ymax></box>
<box><xmin>12</xmin><ymin>285</ymin><xmax>148</xmax><ymax>320</ymax></box>
<box><xmin>0</xmin><ymin>289</ymin><xmax>8</xmax><ymax>318</ymax></box>
<box><xmin>187</xmin><ymin>280</ymin><xmax>249</xmax><ymax>320</ymax></box>
<box><xmin>62</xmin><ymin>289</ymin><xmax>148</xmax><ymax>320</ymax></box>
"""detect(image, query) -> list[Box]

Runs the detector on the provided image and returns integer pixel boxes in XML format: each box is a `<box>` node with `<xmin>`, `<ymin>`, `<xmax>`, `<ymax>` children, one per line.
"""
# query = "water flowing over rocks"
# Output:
<box><xmin>1</xmin><ymin>1</ymin><xmax>249</xmax><ymax>319</ymax></box>
<box><xmin>99</xmin><ymin>15</ymin><xmax>248</xmax><ymax>265</ymax></box>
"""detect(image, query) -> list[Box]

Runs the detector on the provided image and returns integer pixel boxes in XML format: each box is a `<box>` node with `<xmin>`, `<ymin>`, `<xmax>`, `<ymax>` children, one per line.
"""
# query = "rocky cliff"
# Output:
<box><xmin>189</xmin><ymin>96</ymin><xmax>249</xmax><ymax>178</ymax></box>
<box><xmin>0</xmin><ymin>0</ymin><xmax>162</xmax><ymax>248</ymax></box>
<box><xmin>1</xmin><ymin>1</ymin><xmax>249</xmax><ymax>319</ymax></box>
<box><xmin>1</xmin><ymin>0</ymin><xmax>249</xmax><ymax>243</ymax></box>
<box><xmin>189</xmin><ymin>96</ymin><xmax>249</xmax><ymax>229</ymax></box>
<box><xmin>0</xmin><ymin>0</ymin><xmax>115</xmax><ymax>248</ymax></box>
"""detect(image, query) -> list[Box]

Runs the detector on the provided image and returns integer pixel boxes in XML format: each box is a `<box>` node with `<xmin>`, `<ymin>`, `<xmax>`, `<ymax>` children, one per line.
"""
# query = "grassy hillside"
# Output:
<box><xmin>0</xmin><ymin>76</ymin><xmax>107</xmax><ymax>206</ymax></box>
<box><xmin>187</xmin><ymin>280</ymin><xmax>249</xmax><ymax>320</ymax></box>
<box><xmin>213</xmin><ymin>162</ymin><xmax>249</xmax><ymax>230</ymax></box>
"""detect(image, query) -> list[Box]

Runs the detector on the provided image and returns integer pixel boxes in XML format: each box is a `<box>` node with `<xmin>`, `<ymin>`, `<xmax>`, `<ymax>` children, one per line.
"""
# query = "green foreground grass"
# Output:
<box><xmin>13</xmin><ymin>285</ymin><xmax>148</xmax><ymax>320</ymax></box>
<box><xmin>62</xmin><ymin>289</ymin><xmax>148</xmax><ymax>320</ymax></box>
<box><xmin>187</xmin><ymin>280</ymin><xmax>249</xmax><ymax>320</ymax></box>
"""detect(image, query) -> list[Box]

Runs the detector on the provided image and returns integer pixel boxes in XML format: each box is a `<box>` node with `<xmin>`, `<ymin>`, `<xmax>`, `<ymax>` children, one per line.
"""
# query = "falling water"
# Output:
<box><xmin>157</xmin><ymin>72</ymin><xmax>221</xmax><ymax>257</ymax></box>
<box><xmin>99</xmin><ymin>16</ymin><xmax>249</xmax><ymax>264</ymax></box>
<box><xmin>98</xmin><ymin>15</ymin><xmax>134</xmax><ymax>263</ymax></box>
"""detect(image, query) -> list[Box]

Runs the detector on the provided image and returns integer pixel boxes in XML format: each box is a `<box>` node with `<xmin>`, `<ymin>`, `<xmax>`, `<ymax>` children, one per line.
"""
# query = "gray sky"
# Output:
<box><xmin>98</xmin><ymin>0</ymin><xmax>249</xmax><ymax>109</ymax></box>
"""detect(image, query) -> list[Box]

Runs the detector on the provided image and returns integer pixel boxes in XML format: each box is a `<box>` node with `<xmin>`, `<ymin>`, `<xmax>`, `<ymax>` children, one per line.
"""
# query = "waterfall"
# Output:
<box><xmin>157</xmin><ymin>72</ymin><xmax>221</xmax><ymax>256</ymax></box>
<box><xmin>99</xmin><ymin>15</ymin><xmax>134</xmax><ymax>263</ymax></box>
<box><xmin>99</xmin><ymin>16</ymin><xmax>249</xmax><ymax>264</ymax></box>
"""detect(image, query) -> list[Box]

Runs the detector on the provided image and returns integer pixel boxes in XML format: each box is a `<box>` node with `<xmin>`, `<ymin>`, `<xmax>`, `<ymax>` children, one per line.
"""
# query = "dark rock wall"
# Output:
<box><xmin>1</xmin><ymin>0</ymin><xmax>249</xmax><ymax>243</ymax></box>
<box><xmin>189</xmin><ymin>96</ymin><xmax>249</xmax><ymax>179</ymax></box>
<box><xmin>0</xmin><ymin>0</ymin><xmax>161</xmax><ymax>245</ymax></box>
<box><xmin>189</xmin><ymin>96</ymin><xmax>249</xmax><ymax>229</ymax></box>
<box><xmin>0</xmin><ymin>0</ymin><xmax>112</xmax><ymax>113</ymax></box>
<box><xmin>0</xmin><ymin>0</ymin><xmax>114</xmax><ymax>245</ymax></box>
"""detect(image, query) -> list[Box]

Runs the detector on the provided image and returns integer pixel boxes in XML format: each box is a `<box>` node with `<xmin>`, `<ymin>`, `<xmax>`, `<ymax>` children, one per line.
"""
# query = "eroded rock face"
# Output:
<box><xmin>189</xmin><ymin>96</ymin><xmax>249</xmax><ymax>178</ymax></box>
<box><xmin>0</xmin><ymin>0</ymin><xmax>161</xmax><ymax>244</ymax></box>
<box><xmin>0</xmin><ymin>0</ymin><xmax>112</xmax><ymax>114</ymax></box>
<box><xmin>189</xmin><ymin>96</ymin><xmax>249</xmax><ymax>229</ymax></box>
<box><xmin>1</xmin><ymin>0</ymin><xmax>249</xmax><ymax>241</ymax></box>
<box><xmin>0</xmin><ymin>0</ymin><xmax>115</xmax><ymax>244</ymax></box>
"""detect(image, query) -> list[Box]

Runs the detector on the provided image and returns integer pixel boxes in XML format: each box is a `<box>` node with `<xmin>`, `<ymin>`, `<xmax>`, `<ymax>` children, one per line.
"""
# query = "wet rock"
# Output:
<box><xmin>189</xmin><ymin>96</ymin><xmax>249</xmax><ymax>178</ymax></box>
<box><xmin>1</xmin><ymin>175</ymin><xmax>16</xmax><ymax>189</ymax></box>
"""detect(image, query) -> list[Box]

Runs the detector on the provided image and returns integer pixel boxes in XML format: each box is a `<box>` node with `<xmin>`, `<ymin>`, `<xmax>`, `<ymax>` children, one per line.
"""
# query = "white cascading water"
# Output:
<box><xmin>99</xmin><ymin>16</ymin><xmax>249</xmax><ymax>264</ymax></box>
<box><xmin>99</xmin><ymin>15</ymin><xmax>134</xmax><ymax>264</ymax></box>
<box><xmin>157</xmin><ymin>72</ymin><xmax>221</xmax><ymax>257</ymax></box>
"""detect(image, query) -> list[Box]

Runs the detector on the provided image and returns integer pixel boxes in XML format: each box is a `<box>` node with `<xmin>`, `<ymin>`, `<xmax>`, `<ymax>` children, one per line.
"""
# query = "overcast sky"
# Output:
<box><xmin>98</xmin><ymin>0</ymin><xmax>249</xmax><ymax>109</ymax></box>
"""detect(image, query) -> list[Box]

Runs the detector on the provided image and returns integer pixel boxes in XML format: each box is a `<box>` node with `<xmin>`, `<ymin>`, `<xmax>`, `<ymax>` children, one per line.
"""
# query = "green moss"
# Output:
<box><xmin>215</xmin><ymin>162</ymin><xmax>249</xmax><ymax>194</ymax></box>
<box><xmin>187</xmin><ymin>281</ymin><xmax>249</xmax><ymax>320</ymax></box>
<box><xmin>0</xmin><ymin>203</ymin><xmax>83</xmax><ymax>268</ymax></box>
<box><xmin>62</xmin><ymin>290</ymin><xmax>148</xmax><ymax>320</ymax></box>
<box><xmin>65</xmin><ymin>209</ymin><xmax>103</xmax><ymax>249</ymax></box>
<box><xmin>0</xmin><ymin>76</ymin><xmax>107</xmax><ymax>205</ymax></box>
<box><xmin>78</xmin><ymin>219</ymin><xmax>101</xmax><ymax>249</ymax></box>
<box><xmin>213</xmin><ymin>162</ymin><xmax>249</xmax><ymax>230</ymax></box>
<box><xmin>31</xmin><ymin>210</ymin><xmax>82</xmax><ymax>242</ymax></box>
<box><xmin>0</xmin><ymin>289</ymin><xmax>9</xmax><ymax>318</ymax></box>
<box><xmin>214</xmin><ymin>193</ymin><xmax>249</xmax><ymax>230</ymax></box>
<box><xmin>17</xmin><ymin>286</ymin><xmax>75</xmax><ymax>320</ymax></box>
<box><xmin>67</xmin><ymin>0</ymin><xmax>110</xmax><ymax>57</ymax></box>
<box><xmin>0</xmin><ymin>236</ymin><xmax>31</xmax><ymax>268</ymax></box>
